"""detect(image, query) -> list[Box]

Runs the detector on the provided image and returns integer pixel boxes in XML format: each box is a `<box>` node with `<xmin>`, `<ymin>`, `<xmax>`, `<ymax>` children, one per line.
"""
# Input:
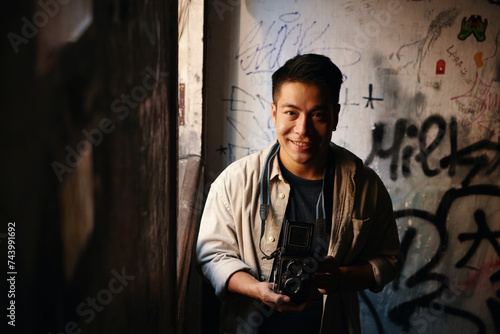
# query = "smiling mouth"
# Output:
<box><xmin>291</xmin><ymin>140</ymin><xmax>311</xmax><ymax>147</ymax></box>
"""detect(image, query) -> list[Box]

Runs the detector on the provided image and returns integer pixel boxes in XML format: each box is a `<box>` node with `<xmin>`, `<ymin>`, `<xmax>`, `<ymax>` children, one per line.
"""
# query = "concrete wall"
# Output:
<box><xmin>204</xmin><ymin>0</ymin><xmax>500</xmax><ymax>332</ymax></box>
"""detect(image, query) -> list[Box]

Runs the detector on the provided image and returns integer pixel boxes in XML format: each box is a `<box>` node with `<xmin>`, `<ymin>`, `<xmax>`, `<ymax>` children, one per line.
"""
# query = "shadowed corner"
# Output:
<box><xmin>1</xmin><ymin>0</ymin><xmax>180</xmax><ymax>333</ymax></box>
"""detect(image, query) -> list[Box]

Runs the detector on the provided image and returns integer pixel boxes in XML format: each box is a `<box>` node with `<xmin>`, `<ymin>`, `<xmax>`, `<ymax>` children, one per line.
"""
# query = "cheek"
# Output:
<box><xmin>277</xmin><ymin>122</ymin><xmax>294</xmax><ymax>137</ymax></box>
<box><xmin>274</xmin><ymin>119</ymin><xmax>287</xmax><ymax>131</ymax></box>
<box><xmin>317</xmin><ymin>124</ymin><xmax>333</xmax><ymax>139</ymax></box>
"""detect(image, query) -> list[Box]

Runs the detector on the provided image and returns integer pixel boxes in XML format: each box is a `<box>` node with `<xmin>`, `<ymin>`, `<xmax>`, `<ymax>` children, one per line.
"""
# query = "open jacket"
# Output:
<box><xmin>197</xmin><ymin>141</ymin><xmax>402</xmax><ymax>333</ymax></box>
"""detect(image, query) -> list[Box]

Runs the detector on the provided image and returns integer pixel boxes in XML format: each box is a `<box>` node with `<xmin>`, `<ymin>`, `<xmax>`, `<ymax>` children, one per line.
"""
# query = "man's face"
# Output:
<box><xmin>271</xmin><ymin>81</ymin><xmax>340</xmax><ymax>179</ymax></box>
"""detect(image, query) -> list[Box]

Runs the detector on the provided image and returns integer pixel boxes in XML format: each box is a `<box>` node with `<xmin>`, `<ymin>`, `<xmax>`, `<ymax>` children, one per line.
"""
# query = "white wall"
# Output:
<box><xmin>205</xmin><ymin>0</ymin><xmax>500</xmax><ymax>332</ymax></box>
<box><xmin>179</xmin><ymin>0</ymin><xmax>204</xmax><ymax>156</ymax></box>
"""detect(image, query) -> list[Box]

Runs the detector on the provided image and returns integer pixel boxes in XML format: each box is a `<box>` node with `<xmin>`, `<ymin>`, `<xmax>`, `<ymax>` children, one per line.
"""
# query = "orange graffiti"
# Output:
<box><xmin>474</xmin><ymin>52</ymin><xmax>484</xmax><ymax>68</ymax></box>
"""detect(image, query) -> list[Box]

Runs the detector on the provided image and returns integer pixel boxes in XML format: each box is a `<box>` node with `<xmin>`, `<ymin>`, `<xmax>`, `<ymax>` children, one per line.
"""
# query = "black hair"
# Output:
<box><xmin>271</xmin><ymin>53</ymin><xmax>343</xmax><ymax>104</ymax></box>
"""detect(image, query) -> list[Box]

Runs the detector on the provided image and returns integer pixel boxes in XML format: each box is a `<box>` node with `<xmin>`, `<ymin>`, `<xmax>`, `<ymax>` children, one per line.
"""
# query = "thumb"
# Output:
<box><xmin>261</xmin><ymin>283</ymin><xmax>290</xmax><ymax>305</ymax></box>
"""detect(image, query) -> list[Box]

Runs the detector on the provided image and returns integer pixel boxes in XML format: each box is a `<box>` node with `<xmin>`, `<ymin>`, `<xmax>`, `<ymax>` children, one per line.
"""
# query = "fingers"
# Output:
<box><xmin>316</xmin><ymin>256</ymin><xmax>339</xmax><ymax>273</ymax></box>
<box><xmin>276</xmin><ymin>300</ymin><xmax>309</xmax><ymax>313</ymax></box>
<box><xmin>258</xmin><ymin>282</ymin><xmax>311</xmax><ymax>312</ymax></box>
<box><xmin>263</xmin><ymin>294</ymin><xmax>290</xmax><ymax>306</ymax></box>
<box><xmin>315</xmin><ymin>272</ymin><xmax>333</xmax><ymax>285</ymax></box>
<box><xmin>270</xmin><ymin>296</ymin><xmax>310</xmax><ymax>313</ymax></box>
<box><xmin>258</xmin><ymin>282</ymin><xmax>289</xmax><ymax>306</ymax></box>
<box><xmin>315</xmin><ymin>257</ymin><xmax>341</xmax><ymax>294</ymax></box>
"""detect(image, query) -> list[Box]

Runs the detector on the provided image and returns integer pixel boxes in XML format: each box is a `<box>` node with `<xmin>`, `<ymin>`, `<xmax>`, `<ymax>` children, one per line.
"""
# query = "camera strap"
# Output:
<box><xmin>259</xmin><ymin>142</ymin><xmax>281</xmax><ymax>260</ymax></box>
<box><xmin>316</xmin><ymin>148</ymin><xmax>334</xmax><ymax>240</ymax></box>
<box><xmin>259</xmin><ymin>142</ymin><xmax>333</xmax><ymax>260</ymax></box>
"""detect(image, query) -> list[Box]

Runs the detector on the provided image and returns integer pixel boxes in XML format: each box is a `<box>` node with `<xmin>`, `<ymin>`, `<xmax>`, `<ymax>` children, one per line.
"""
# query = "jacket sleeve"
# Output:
<box><xmin>196</xmin><ymin>177</ymin><xmax>253</xmax><ymax>299</ymax></box>
<box><xmin>355</xmin><ymin>167</ymin><xmax>403</xmax><ymax>293</ymax></box>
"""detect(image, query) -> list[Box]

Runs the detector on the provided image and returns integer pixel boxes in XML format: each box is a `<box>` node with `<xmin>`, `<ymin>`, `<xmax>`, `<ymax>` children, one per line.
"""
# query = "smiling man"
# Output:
<box><xmin>271</xmin><ymin>81</ymin><xmax>337</xmax><ymax>180</ymax></box>
<box><xmin>197</xmin><ymin>54</ymin><xmax>402</xmax><ymax>334</ymax></box>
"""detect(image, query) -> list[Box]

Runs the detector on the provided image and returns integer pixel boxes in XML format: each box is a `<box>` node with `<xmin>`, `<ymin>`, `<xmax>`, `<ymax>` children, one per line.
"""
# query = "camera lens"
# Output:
<box><xmin>284</xmin><ymin>277</ymin><xmax>301</xmax><ymax>294</ymax></box>
<box><xmin>286</xmin><ymin>261</ymin><xmax>303</xmax><ymax>275</ymax></box>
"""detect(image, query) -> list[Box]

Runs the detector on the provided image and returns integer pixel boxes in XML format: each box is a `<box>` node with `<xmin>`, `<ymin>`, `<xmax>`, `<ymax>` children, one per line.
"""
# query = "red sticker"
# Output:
<box><xmin>436</xmin><ymin>59</ymin><xmax>446</xmax><ymax>75</ymax></box>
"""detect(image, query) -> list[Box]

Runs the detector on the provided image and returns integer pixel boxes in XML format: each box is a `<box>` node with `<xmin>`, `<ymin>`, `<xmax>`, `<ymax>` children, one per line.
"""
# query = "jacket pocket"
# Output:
<box><xmin>350</xmin><ymin>218</ymin><xmax>372</xmax><ymax>256</ymax></box>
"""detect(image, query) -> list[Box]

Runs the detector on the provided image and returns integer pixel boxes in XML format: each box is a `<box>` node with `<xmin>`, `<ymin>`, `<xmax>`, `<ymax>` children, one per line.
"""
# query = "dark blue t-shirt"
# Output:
<box><xmin>260</xmin><ymin>156</ymin><xmax>333</xmax><ymax>334</ymax></box>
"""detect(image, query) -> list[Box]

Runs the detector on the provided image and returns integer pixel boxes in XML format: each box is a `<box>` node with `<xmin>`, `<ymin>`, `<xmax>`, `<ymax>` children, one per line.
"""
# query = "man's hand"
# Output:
<box><xmin>228</xmin><ymin>271</ymin><xmax>311</xmax><ymax>312</ymax></box>
<box><xmin>256</xmin><ymin>282</ymin><xmax>311</xmax><ymax>313</ymax></box>
<box><xmin>315</xmin><ymin>256</ymin><xmax>341</xmax><ymax>294</ymax></box>
<box><xmin>315</xmin><ymin>257</ymin><xmax>377</xmax><ymax>293</ymax></box>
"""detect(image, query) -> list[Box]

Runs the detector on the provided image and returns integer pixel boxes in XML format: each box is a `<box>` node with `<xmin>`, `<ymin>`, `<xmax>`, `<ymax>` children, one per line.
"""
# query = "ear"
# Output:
<box><xmin>271</xmin><ymin>102</ymin><xmax>277</xmax><ymax>126</ymax></box>
<box><xmin>333</xmin><ymin>104</ymin><xmax>340</xmax><ymax>129</ymax></box>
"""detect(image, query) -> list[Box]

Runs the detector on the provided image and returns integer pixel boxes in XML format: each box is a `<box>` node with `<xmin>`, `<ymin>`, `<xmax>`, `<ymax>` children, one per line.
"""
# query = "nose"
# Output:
<box><xmin>295</xmin><ymin>114</ymin><xmax>311</xmax><ymax>136</ymax></box>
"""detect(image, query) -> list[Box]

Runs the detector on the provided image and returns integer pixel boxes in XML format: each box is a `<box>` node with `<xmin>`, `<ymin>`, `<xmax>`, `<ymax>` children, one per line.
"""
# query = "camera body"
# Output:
<box><xmin>272</xmin><ymin>220</ymin><xmax>317</xmax><ymax>303</ymax></box>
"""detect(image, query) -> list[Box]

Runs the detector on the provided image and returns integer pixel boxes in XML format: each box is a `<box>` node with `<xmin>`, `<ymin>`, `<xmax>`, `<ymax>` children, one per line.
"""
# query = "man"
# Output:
<box><xmin>197</xmin><ymin>54</ymin><xmax>402</xmax><ymax>333</ymax></box>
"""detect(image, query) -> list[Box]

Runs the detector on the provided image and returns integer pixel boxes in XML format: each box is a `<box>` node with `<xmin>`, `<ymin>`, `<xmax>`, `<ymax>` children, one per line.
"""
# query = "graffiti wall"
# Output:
<box><xmin>204</xmin><ymin>0</ymin><xmax>500</xmax><ymax>332</ymax></box>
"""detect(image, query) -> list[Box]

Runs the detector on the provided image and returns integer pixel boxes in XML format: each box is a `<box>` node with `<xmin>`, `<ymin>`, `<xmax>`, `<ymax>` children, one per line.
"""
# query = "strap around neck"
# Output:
<box><xmin>259</xmin><ymin>142</ymin><xmax>333</xmax><ymax>259</ymax></box>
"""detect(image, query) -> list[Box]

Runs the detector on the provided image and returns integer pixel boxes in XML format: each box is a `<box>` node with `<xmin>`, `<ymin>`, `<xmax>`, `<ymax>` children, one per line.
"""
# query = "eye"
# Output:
<box><xmin>312</xmin><ymin>111</ymin><xmax>327</xmax><ymax>120</ymax></box>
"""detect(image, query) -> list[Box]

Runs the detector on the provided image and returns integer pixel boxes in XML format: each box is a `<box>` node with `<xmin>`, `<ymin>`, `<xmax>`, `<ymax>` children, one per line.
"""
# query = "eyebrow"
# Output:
<box><xmin>280</xmin><ymin>103</ymin><xmax>330</xmax><ymax>112</ymax></box>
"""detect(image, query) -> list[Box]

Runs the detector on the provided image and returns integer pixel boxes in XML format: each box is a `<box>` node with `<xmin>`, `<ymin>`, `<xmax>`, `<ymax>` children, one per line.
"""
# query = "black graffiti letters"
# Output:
<box><xmin>365</xmin><ymin>116</ymin><xmax>447</xmax><ymax>180</ymax></box>
<box><xmin>456</xmin><ymin>209</ymin><xmax>500</xmax><ymax>269</ymax></box>
<box><xmin>362</xmin><ymin>116</ymin><xmax>499</xmax><ymax>333</ymax></box>
<box><xmin>440</xmin><ymin>137</ymin><xmax>500</xmax><ymax>187</ymax></box>
<box><xmin>365</xmin><ymin>119</ymin><xmax>407</xmax><ymax>180</ymax></box>
<box><xmin>415</xmin><ymin>115</ymin><xmax>447</xmax><ymax>177</ymax></box>
<box><xmin>386</xmin><ymin>185</ymin><xmax>500</xmax><ymax>333</ymax></box>
<box><xmin>365</xmin><ymin>115</ymin><xmax>500</xmax><ymax>183</ymax></box>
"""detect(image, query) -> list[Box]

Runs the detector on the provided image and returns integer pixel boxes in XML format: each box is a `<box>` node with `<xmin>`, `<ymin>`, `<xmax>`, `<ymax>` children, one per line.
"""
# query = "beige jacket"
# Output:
<box><xmin>197</xmin><ymin>141</ymin><xmax>402</xmax><ymax>333</ymax></box>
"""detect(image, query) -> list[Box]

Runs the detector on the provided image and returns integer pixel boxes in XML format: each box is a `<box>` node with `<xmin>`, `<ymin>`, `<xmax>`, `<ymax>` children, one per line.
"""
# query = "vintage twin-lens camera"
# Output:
<box><xmin>272</xmin><ymin>220</ymin><xmax>317</xmax><ymax>303</ymax></box>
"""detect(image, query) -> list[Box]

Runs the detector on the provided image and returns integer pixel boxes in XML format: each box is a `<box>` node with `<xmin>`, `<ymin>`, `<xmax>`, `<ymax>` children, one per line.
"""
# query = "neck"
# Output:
<box><xmin>279</xmin><ymin>153</ymin><xmax>326</xmax><ymax>180</ymax></box>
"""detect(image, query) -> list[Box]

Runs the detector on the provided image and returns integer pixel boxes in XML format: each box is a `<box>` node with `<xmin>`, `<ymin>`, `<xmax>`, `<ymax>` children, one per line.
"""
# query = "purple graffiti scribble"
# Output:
<box><xmin>451</xmin><ymin>72</ymin><xmax>500</xmax><ymax>137</ymax></box>
<box><xmin>235</xmin><ymin>12</ymin><xmax>361</xmax><ymax>75</ymax></box>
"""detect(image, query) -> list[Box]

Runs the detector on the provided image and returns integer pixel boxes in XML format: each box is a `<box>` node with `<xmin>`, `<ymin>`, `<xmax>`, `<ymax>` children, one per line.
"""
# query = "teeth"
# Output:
<box><xmin>293</xmin><ymin>141</ymin><xmax>309</xmax><ymax>147</ymax></box>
